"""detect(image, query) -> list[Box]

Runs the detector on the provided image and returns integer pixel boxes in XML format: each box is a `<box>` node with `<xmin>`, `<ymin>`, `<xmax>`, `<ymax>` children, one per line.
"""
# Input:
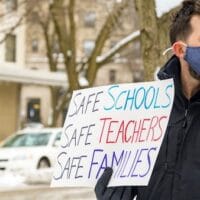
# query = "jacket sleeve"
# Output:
<box><xmin>95</xmin><ymin>168</ymin><xmax>137</xmax><ymax>200</ymax></box>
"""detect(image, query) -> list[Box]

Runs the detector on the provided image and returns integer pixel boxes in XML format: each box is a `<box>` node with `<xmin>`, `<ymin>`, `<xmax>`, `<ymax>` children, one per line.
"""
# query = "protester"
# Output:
<box><xmin>95</xmin><ymin>0</ymin><xmax>200</xmax><ymax>199</ymax></box>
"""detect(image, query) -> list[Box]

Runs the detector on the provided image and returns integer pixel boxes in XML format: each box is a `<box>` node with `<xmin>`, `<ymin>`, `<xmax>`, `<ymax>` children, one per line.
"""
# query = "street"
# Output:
<box><xmin>0</xmin><ymin>185</ymin><xmax>96</xmax><ymax>200</ymax></box>
<box><xmin>0</xmin><ymin>170</ymin><xmax>96</xmax><ymax>200</ymax></box>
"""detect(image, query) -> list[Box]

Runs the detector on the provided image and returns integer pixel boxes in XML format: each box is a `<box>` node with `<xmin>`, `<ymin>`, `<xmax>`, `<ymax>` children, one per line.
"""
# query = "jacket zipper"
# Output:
<box><xmin>178</xmin><ymin>105</ymin><xmax>190</xmax><ymax>165</ymax></box>
<box><xmin>182</xmin><ymin>108</ymin><xmax>188</xmax><ymax>128</ymax></box>
<box><xmin>172</xmin><ymin>106</ymin><xmax>190</xmax><ymax>199</ymax></box>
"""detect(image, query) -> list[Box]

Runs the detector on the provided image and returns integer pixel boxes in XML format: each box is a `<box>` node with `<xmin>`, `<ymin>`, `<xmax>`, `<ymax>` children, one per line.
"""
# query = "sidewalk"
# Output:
<box><xmin>0</xmin><ymin>185</ymin><xmax>96</xmax><ymax>200</ymax></box>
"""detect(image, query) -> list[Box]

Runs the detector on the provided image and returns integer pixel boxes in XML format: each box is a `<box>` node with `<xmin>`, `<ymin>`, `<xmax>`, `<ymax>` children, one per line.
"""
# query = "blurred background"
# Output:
<box><xmin>0</xmin><ymin>0</ymin><xmax>182</xmax><ymax>199</ymax></box>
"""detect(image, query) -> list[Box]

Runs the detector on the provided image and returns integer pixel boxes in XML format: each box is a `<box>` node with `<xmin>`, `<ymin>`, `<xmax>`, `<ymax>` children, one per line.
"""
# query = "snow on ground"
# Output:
<box><xmin>0</xmin><ymin>171</ymin><xmax>26</xmax><ymax>188</ymax></box>
<box><xmin>155</xmin><ymin>0</ymin><xmax>184</xmax><ymax>18</ymax></box>
<box><xmin>0</xmin><ymin>170</ymin><xmax>137</xmax><ymax>199</ymax></box>
<box><xmin>0</xmin><ymin>168</ymin><xmax>53</xmax><ymax>189</ymax></box>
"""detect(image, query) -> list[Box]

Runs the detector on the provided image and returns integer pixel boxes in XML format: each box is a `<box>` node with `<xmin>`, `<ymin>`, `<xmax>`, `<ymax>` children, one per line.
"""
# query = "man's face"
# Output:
<box><xmin>185</xmin><ymin>15</ymin><xmax>200</xmax><ymax>80</ymax></box>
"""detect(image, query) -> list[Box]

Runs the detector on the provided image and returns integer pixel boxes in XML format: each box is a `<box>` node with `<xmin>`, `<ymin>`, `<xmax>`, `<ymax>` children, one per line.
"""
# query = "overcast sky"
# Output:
<box><xmin>155</xmin><ymin>0</ymin><xmax>184</xmax><ymax>17</ymax></box>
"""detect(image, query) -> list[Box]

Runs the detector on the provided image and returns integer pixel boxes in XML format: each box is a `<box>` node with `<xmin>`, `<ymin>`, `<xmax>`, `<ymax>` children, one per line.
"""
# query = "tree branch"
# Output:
<box><xmin>50</xmin><ymin>0</ymin><xmax>79</xmax><ymax>91</ymax></box>
<box><xmin>97</xmin><ymin>30</ymin><xmax>140</xmax><ymax>66</ymax></box>
<box><xmin>55</xmin><ymin>89</ymin><xmax>71</xmax><ymax>115</ymax></box>
<box><xmin>68</xmin><ymin>0</ymin><xmax>76</xmax><ymax>70</ymax></box>
<box><xmin>86</xmin><ymin>0</ymin><xmax>130</xmax><ymax>86</ymax></box>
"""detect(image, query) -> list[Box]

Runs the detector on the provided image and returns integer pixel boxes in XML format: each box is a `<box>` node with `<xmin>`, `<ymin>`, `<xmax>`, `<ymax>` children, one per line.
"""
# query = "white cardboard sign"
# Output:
<box><xmin>51</xmin><ymin>79</ymin><xmax>174</xmax><ymax>187</ymax></box>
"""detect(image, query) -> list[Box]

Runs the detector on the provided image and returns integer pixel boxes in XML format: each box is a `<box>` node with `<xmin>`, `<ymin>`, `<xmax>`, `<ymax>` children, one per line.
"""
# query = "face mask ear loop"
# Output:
<box><xmin>181</xmin><ymin>43</ymin><xmax>187</xmax><ymax>55</ymax></box>
<box><xmin>162</xmin><ymin>47</ymin><xmax>173</xmax><ymax>56</ymax></box>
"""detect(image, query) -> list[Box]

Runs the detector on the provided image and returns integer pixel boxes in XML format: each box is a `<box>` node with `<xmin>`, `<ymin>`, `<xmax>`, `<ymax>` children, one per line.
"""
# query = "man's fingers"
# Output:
<box><xmin>109</xmin><ymin>187</ymin><xmax>124</xmax><ymax>200</ymax></box>
<box><xmin>122</xmin><ymin>186</ymin><xmax>134</xmax><ymax>200</ymax></box>
<box><xmin>95</xmin><ymin>168</ymin><xmax>113</xmax><ymax>196</ymax></box>
<box><xmin>103</xmin><ymin>187</ymin><xmax>115</xmax><ymax>199</ymax></box>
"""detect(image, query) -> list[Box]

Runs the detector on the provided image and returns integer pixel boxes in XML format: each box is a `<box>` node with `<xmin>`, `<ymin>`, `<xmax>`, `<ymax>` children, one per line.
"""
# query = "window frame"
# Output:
<box><xmin>5</xmin><ymin>33</ymin><xmax>16</xmax><ymax>62</ymax></box>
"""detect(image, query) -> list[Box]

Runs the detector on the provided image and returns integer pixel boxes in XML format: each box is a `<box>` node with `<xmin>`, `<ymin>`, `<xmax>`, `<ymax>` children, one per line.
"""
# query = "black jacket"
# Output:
<box><xmin>136</xmin><ymin>55</ymin><xmax>200</xmax><ymax>200</ymax></box>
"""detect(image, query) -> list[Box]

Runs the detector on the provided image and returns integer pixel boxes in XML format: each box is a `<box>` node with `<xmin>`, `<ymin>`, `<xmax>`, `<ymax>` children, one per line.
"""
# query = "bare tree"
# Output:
<box><xmin>1</xmin><ymin>0</ymin><xmax>139</xmax><ymax>126</ymax></box>
<box><xmin>2</xmin><ymin>0</ymin><xmax>181</xmax><ymax>126</ymax></box>
<box><xmin>135</xmin><ymin>0</ymin><xmax>180</xmax><ymax>81</ymax></box>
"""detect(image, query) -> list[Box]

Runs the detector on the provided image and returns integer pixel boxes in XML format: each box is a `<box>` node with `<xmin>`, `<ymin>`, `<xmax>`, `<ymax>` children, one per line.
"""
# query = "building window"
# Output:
<box><xmin>6</xmin><ymin>0</ymin><xmax>18</xmax><ymax>12</ymax></box>
<box><xmin>84</xmin><ymin>12</ymin><xmax>96</xmax><ymax>27</ymax></box>
<box><xmin>109</xmin><ymin>69</ymin><xmax>116</xmax><ymax>83</ymax></box>
<box><xmin>83</xmin><ymin>40</ymin><xmax>95</xmax><ymax>56</ymax></box>
<box><xmin>28</xmin><ymin>11</ymin><xmax>39</xmax><ymax>23</ymax></box>
<box><xmin>27</xmin><ymin>98</ymin><xmax>41</xmax><ymax>123</ymax></box>
<box><xmin>32</xmin><ymin>39</ymin><xmax>39</xmax><ymax>53</ymax></box>
<box><xmin>5</xmin><ymin>34</ymin><xmax>16</xmax><ymax>62</ymax></box>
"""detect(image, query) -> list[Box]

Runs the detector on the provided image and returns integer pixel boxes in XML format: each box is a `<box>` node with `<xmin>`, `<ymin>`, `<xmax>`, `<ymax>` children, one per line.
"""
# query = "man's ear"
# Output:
<box><xmin>172</xmin><ymin>41</ymin><xmax>186</xmax><ymax>59</ymax></box>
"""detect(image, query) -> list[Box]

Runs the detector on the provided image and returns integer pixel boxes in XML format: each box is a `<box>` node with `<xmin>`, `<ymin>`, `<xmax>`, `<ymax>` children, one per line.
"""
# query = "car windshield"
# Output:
<box><xmin>2</xmin><ymin>133</ymin><xmax>51</xmax><ymax>147</ymax></box>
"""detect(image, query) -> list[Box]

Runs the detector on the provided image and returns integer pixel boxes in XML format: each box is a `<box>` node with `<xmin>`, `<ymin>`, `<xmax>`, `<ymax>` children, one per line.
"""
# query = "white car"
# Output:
<box><xmin>0</xmin><ymin>127</ymin><xmax>62</xmax><ymax>173</ymax></box>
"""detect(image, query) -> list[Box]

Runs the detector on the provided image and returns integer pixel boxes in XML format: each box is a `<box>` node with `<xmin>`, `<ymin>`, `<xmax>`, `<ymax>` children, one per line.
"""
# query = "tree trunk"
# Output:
<box><xmin>135</xmin><ymin>1</ymin><xmax>179</xmax><ymax>80</ymax></box>
<box><xmin>49</xmin><ymin>87</ymin><xmax>59</xmax><ymax>127</ymax></box>
<box><xmin>135</xmin><ymin>0</ymin><xmax>160</xmax><ymax>81</ymax></box>
<box><xmin>86</xmin><ymin>0</ymin><xmax>130</xmax><ymax>86</ymax></box>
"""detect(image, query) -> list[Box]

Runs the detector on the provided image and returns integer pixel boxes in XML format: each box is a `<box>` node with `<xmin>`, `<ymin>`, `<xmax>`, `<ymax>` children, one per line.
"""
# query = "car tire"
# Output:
<box><xmin>37</xmin><ymin>158</ymin><xmax>51</xmax><ymax>169</ymax></box>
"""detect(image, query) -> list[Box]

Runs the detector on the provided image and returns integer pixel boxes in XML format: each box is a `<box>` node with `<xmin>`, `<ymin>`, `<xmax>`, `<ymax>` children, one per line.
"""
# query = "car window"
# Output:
<box><xmin>2</xmin><ymin>133</ymin><xmax>51</xmax><ymax>147</ymax></box>
<box><xmin>53</xmin><ymin>132</ymin><xmax>62</xmax><ymax>146</ymax></box>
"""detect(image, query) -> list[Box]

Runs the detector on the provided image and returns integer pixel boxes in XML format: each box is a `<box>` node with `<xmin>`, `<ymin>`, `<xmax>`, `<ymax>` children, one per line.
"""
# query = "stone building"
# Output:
<box><xmin>0</xmin><ymin>0</ymin><xmax>142</xmax><ymax>140</ymax></box>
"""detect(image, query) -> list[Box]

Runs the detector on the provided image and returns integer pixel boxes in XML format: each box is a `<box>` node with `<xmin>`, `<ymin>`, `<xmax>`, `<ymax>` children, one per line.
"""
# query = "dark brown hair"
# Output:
<box><xmin>170</xmin><ymin>0</ymin><xmax>200</xmax><ymax>45</ymax></box>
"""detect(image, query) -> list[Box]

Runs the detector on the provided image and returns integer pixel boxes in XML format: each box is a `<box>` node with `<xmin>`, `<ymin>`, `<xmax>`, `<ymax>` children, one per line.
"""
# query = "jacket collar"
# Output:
<box><xmin>157</xmin><ymin>55</ymin><xmax>181</xmax><ymax>83</ymax></box>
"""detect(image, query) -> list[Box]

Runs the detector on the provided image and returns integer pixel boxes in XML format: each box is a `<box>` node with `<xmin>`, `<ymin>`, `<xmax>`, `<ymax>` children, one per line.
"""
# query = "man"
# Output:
<box><xmin>95</xmin><ymin>0</ymin><xmax>200</xmax><ymax>199</ymax></box>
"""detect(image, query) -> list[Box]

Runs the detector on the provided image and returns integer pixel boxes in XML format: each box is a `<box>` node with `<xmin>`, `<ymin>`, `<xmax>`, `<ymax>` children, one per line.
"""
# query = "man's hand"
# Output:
<box><xmin>95</xmin><ymin>168</ymin><xmax>135</xmax><ymax>200</ymax></box>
